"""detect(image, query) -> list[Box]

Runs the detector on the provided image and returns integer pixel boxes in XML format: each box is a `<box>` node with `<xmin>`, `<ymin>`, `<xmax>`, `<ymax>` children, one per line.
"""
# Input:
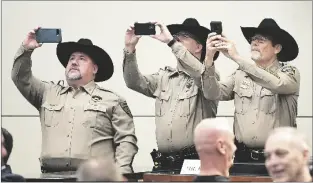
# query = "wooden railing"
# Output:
<box><xmin>143</xmin><ymin>173</ymin><xmax>273</xmax><ymax>182</ymax></box>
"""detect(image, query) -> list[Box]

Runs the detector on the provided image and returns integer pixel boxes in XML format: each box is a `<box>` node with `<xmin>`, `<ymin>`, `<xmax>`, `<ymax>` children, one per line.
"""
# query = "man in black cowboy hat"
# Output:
<box><xmin>202</xmin><ymin>18</ymin><xmax>300</xmax><ymax>165</ymax></box>
<box><xmin>123</xmin><ymin>18</ymin><xmax>220</xmax><ymax>172</ymax></box>
<box><xmin>11</xmin><ymin>27</ymin><xmax>138</xmax><ymax>176</ymax></box>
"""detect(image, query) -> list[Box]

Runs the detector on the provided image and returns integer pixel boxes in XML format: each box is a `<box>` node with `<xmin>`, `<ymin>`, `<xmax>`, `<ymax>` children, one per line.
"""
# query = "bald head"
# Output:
<box><xmin>194</xmin><ymin>118</ymin><xmax>236</xmax><ymax>176</ymax></box>
<box><xmin>76</xmin><ymin>158</ymin><xmax>124</xmax><ymax>181</ymax></box>
<box><xmin>265</xmin><ymin>127</ymin><xmax>311</xmax><ymax>182</ymax></box>
<box><xmin>194</xmin><ymin>118</ymin><xmax>234</xmax><ymax>153</ymax></box>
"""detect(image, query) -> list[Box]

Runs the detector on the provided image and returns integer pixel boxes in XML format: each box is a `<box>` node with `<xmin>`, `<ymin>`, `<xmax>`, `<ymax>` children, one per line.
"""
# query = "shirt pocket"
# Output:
<box><xmin>233</xmin><ymin>86</ymin><xmax>253</xmax><ymax>115</ymax></box>
<box><xmin>260</xmin><ymin>88</ymin><xmax>277</xmax><ymax>114</ymax></box>
<box><xmin>178</xmin><ymin>87</ymin><xmax>199</xmax><ymax>117</ymax></box>
<box><xmin>153</xmin><ymin>89</ymin><xmax>171</xmax><ymax>117</ymax></box>
<box><xmin>42</xmin><ymin>102</ymin><xmax>64</xmax><ymax>127</ymax></box>
<box><xmin>83</xmin><ymin>103</ymin><xmax>108</xmax><ymax>129</ymax></box>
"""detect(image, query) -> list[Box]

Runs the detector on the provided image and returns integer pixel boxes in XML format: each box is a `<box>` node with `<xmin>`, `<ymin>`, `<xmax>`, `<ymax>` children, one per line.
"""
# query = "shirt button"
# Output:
<box><xmin>252</xmin><ymin>121</ymin><xmax>255</xmax><ymax>124</ymax></box>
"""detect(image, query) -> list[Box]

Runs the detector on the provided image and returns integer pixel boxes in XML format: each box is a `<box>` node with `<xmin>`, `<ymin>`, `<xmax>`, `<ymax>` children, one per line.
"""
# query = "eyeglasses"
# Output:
<box><xmin>250</xmin><ymin>35</ymin><xmax>269</xmax><ymax>43</ymax></box>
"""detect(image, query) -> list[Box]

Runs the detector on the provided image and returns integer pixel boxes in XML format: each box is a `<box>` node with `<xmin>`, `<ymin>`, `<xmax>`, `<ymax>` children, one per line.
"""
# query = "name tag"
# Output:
<box><xmin>180</xmin><ymin>159</ymin><xmax>200</xmax><ymax>174</ymax></box>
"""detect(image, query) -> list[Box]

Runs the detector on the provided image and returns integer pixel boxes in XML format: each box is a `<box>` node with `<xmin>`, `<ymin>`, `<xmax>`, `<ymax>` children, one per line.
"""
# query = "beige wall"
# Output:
<box><xmin>1</xmin><ymin>1</ymin><xmax>312</xmax><ymax>177</ymax></box>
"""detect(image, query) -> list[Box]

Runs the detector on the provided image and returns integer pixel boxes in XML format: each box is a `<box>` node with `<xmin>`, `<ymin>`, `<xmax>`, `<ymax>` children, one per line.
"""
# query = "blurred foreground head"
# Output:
<box><xmin>76</xmin><ymin>157</ymin><xmax>124</xmax><ymax>181</ymax></box>
<box><xmin>265</xmin><ymin>127</ymin><xmax>312</xmax><ymax>182</ymax></box>
<box><xmin>194</xmin><ymin>118</ymin><xmax>236</xmax><ymax>177</ymax></box>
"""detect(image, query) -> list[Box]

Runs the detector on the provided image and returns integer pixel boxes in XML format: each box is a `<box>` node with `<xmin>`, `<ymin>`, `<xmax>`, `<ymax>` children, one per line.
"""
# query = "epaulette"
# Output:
<box><xmin>164</xmin><ymin>66</ymin><xmax>176</xmax><ymax>72</ymax></box>
<box><xmin>97</xmin><ymin>85</ymin><xmax>120</xmax><ymax>97</ymax></box>
<box><xmin>280</xmin><ymin>64</ymin><xmax>297</xmax><ymax>77</ymax></box>
<box><xmin>42</xmin><ymin>80</ymin><xmax>65</xmax><ymax>86</ymax></box>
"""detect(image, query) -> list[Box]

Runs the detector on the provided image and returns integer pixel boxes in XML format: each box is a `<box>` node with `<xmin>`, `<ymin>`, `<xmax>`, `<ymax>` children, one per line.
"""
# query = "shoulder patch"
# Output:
<box><xmin>119</xmin><ymin>100</ymin><xmax>133</xmax><ymax>118</ymax></box>
<box><xmin>280</xmin><ymin>66</ymin><xmax>296</xmax><ymax>77</ymax></box>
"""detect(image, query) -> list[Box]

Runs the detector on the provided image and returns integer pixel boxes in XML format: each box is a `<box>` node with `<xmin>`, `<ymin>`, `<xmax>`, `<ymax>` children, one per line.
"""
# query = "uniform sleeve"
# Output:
<box><xmin>202</xmin><ymin>64</ymin><xmax>236</xmax><ymax>101</ymax></box>
<box><xmin>111</xmin><ymin>97</ymin><xmax>138</xmax><ymax>174</ymax></box>
<box><xmin>170</xmin><ymin>42</ymin><xmax>223</xmax><ymax>97</ymax></box>
<box><xmin>11</xmin><ymin>44</ymin><xmax>50</xmax><ymax>110</ymax></box>
<box><xmin>170</xmin><ymin>41</ymin><xmax>205</xmax><ymax>79</ymax></box>
<box><xmin>237</xmin><ymin>58</ymin><xmax>300</xmax><ymax>94</ymax></box>
<box><xmin>122</xmin><ymin>49</ymin><xmax>162</xmax><ymax>98</ymax></box>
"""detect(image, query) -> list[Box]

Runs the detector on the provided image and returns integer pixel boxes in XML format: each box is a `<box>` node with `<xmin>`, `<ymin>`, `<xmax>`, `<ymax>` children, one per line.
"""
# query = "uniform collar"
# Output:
<box><xmin>60</xmin><ymin>80</ymin><xmax>96</xmax><ymax>95</ymax></box>
<box><xmin>168</xmin><ymin>67</ymin><xmax>191</xmax><ymax>78</ymax></box>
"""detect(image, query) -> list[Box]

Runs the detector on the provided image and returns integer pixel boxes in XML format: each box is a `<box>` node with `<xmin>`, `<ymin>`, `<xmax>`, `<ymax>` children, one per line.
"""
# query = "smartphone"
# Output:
<box><xmin>134</xmin><ymin>23</ymin><xmax>156</xmax><ymax>35</ymax></box>
<box><xmin>210</xmin><ymin>21</ymin><xmax>223</xmax><ymax>35</ymax></box>
<box><xmin>35</xmin><ymin>28</ymin><xmax>62</xmax><ymax>43</ymax></box>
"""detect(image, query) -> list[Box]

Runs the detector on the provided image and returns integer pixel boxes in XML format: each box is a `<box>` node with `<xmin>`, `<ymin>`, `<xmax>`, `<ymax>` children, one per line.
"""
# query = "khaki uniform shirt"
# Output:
<box><xmin>122</xmin><ymin>41</ymin><xmax>219</xmax><ymax>153</ymax></box>
<box><xmin>202</xmin><ymin>59</ymin><xmax>300</xmax><ymax>148</ymax></box>
<box><xmin>11</xmin><ymin>45</ymin><xmax>138</xmax><ymax>174</ymax></box>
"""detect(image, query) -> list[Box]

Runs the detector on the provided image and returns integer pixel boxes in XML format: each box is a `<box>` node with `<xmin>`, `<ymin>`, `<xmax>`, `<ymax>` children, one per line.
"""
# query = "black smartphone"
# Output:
<box><xmin>134</xmin><ymin>23</ymin><xmax>156</xmax><ymax>35</ymax></box>
<box><xmin>35</xmin><ymin>28</ymin><xmax>62</xmax><ymax>43</ymax></box>
<box><xmin>210</xmin><ymin>21</ymin><xmax>223</xmax><ymax>35</ymax></box>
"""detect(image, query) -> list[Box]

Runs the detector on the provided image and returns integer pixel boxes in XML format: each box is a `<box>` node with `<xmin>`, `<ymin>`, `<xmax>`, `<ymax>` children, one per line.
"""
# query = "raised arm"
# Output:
<box><xmin>122</xmin><ymin>49</ymin><xmax>161</xmax><ymax>98</ymax></box>
<box><xmin>122</xmin><ymin>24</ymin><xmax>162</xmax><ymax>98</ymax></box>
<box><xmin>235</xmin><ymin>57</ymin><xmax>300</xmax><ymax>94</ymax></box>
<box><xmin>213</xmin><ymin>35</ymin><xmax>300</xmax><ymax>95</ymax></box>
<box><xmin>200</xmin><ymin>33</ymin><xmax>236</xmax><ymax>101</ymax></box>
<box><xmin>11</xmin><ymin>27</ymin><xmax>50</xmax><ymax>110</ymax></box>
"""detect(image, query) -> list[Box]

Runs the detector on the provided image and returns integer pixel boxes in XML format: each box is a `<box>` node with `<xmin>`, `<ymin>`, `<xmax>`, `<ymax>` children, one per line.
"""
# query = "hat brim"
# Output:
<box><xmin>56</xmin><ymin>42</ymin><xmax>114</xmax><ymax>82</ymax></box>
<box><xmin>241</xmin><ymin>26</ymin><xmax>299</xmax><ymax>62</ymax></box>
<box><xmin>167</xmin><ymin>24</ymin><xmax>219</xmax><ymax>61</ymax></box>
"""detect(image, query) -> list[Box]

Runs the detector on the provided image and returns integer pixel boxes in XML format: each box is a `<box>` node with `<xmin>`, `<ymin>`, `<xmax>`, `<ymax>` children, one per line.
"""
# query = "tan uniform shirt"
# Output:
<box><xmin>11</xmin><ymin>45</ymin><xmax>138</xmax><ymax>174</ymax></box>
<box><xmin>202</xmin><ymin>59</ymin><xmax>300</xmax><ymax>148</ymax></box>
<box><xmin>123</xmin><ymin>41</ymin><xmax>219</xmax><ymax>153</ymax></box>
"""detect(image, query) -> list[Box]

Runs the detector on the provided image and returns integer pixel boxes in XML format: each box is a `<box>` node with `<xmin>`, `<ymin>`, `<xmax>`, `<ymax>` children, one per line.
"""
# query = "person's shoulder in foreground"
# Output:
<box><xmin>194</xmin><ymin>175</ymin><xmax>229</xmax><ymax>182</ymax></box>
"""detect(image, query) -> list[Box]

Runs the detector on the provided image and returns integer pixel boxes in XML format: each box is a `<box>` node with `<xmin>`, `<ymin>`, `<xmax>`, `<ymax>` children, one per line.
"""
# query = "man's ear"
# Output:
<box><xmin>274</xmin><ymin>44</ymin><xmax>282</xmax><ymax>54</ymax></box>
<box><xmin>217</xmin><ymin>140</ymin><xmax>226</xmax><ymax>155</ymax></box>
<box><xmin>93</xmin><ymin>64</ymin><xmax>98</xmax><ymax>74</ymax></box>
<box><xmin>196</xmin><ymin>43</ymin><xmax>203</xmax><ymax>54</ymax></box>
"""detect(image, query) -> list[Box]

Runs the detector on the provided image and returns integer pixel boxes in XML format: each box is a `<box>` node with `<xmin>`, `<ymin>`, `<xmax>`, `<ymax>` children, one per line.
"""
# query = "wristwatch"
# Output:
<box><xmin>167</xmin><ymin>39</ymin><xmax>176</xmax><ymax>47</ymax></box>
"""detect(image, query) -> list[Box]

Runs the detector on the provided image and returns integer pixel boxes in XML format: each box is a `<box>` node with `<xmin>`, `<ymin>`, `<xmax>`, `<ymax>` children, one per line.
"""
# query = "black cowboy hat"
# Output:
<box><xmin>56</xmin><ymin>38</ymin><xmax>114</xmax><ymax>82</ymax></box>
<box><xmin>167</xmin><ymin>18</ymin><xmax>219</xmax><ymax>61</ymax></box>
<box><xmin>241</xmin><ymin>18</ymin><xmax>298</xmax><ymax>62</ymax></box>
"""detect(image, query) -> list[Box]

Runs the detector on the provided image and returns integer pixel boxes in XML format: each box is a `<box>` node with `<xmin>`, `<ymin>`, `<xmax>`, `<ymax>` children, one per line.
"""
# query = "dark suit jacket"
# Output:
<box><xmin>1</xmin><ymin>165</ymin><xmax>25</xmax><ymax>182</ymax></box>
<box><xmin>194</xmin><ymin>175</ymin><xmax>229</xmax><ymax>182</ymax></box>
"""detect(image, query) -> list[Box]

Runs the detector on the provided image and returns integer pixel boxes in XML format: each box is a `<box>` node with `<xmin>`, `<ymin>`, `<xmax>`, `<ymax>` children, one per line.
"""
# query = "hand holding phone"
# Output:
<box><xmin>210</xmin><ymin>21</ymin><xmax>222</xmax><ymax>35</ymax></box>
<box><xmin>134</xmin><ymin>23</ymin><xmax>156</xmax><ymax>35</ymax></box>
<box><xmin>35</xmin><ymin>28</ymin><xmax>62</xmax><ymax>43</ymax></box>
